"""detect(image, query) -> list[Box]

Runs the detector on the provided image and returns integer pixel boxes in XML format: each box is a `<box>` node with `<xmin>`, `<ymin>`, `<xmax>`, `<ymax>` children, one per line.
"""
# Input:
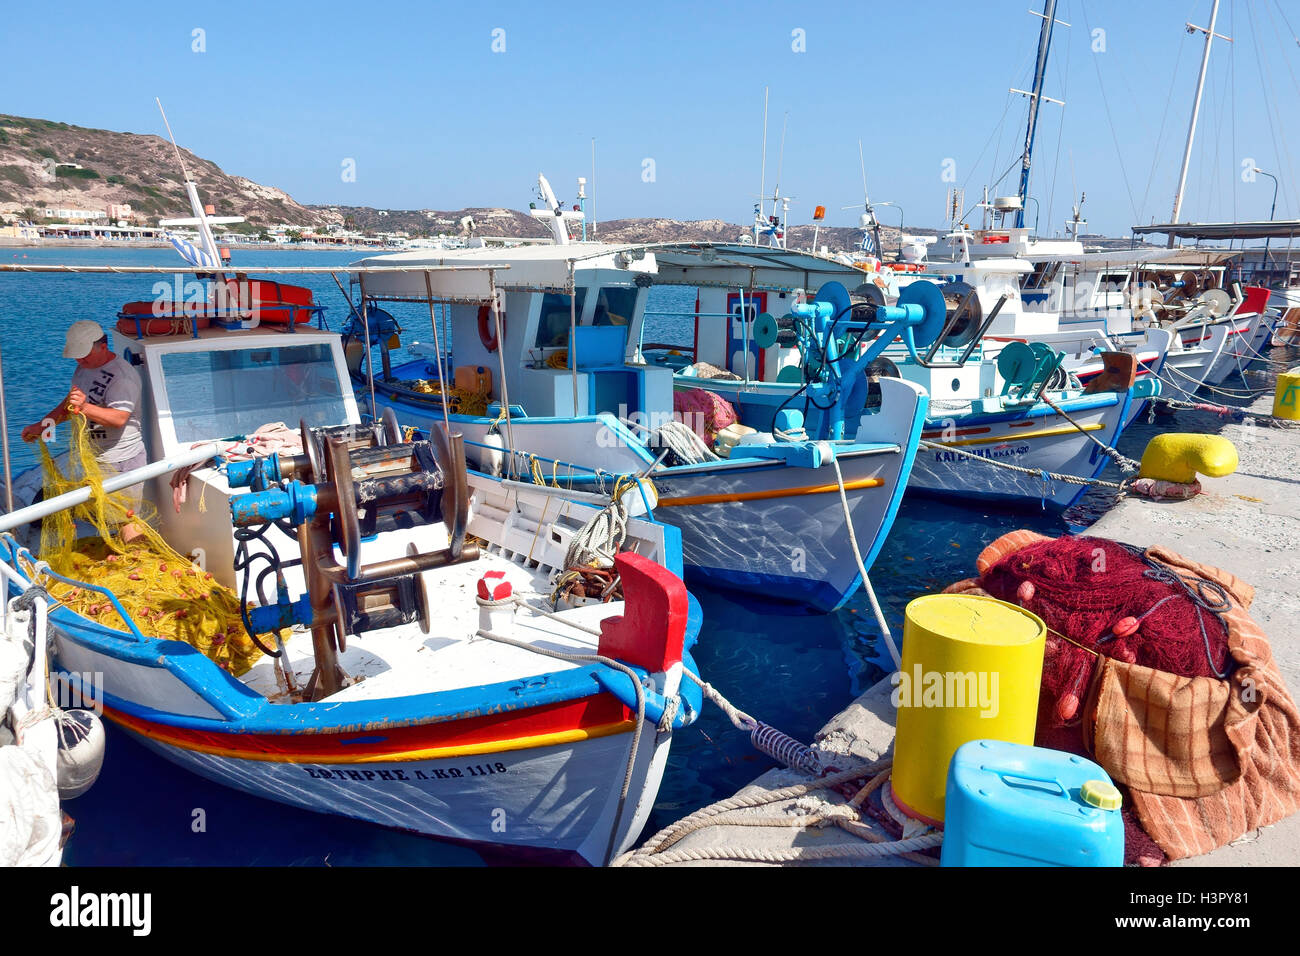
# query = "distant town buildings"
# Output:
<box><xmin>41</xmin><ymin>207</ymin><xmax>106</xmax><ymax>221</ymax></box>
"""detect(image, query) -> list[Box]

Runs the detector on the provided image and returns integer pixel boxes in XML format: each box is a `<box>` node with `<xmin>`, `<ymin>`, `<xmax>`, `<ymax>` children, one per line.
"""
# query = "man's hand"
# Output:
<box><xmin>21</xmin><ymin>422</ymin><xmax>44</xmax><ymax>443</ymax></box>
<box><xmin>66</xmin><ymin>387</ymin><xmax>87</xmax><ymax>415</ymax></box>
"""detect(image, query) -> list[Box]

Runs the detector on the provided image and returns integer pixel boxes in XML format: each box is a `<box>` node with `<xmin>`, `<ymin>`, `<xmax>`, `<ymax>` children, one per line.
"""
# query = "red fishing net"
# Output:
<box><xmin>978</xmin><ymin>535</ymin><xmax>1234</xmax><ymax>755</ymax></box>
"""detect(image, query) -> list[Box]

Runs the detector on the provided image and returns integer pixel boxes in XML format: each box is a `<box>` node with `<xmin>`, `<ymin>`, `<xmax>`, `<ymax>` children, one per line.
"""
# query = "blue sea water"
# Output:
<box><xmin>0</xmin><ymin>245</ymin><xmax>1284</xmax><ymax>864</ymax></box>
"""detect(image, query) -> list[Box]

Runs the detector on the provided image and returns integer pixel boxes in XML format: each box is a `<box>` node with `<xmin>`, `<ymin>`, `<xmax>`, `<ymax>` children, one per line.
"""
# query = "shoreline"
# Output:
<box><xmin>0</xmin><ymin>238</ymin><xmax>383</xmax><ymax>252</ymax></box>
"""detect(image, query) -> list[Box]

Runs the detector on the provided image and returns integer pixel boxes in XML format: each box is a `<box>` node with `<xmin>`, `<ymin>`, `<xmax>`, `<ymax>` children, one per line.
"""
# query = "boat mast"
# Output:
<box><xmin>1015</xmin><ymin>0</ymin><xmax>1062</xmax><ymax>229</ymax></box>
<box><xmin>755</xmin><ymin>87</ymin><xmax>769</xmax><ymax>245</ymax></box>
<box><xmin>1168</xmin><ymin>0</ymin><xmax>1228</xmax><ymax>247</ymax></box>
<box><xmin>156</xmin><ymin>98</ymin><xmax>223</xmax><ymax>267</ymax></box>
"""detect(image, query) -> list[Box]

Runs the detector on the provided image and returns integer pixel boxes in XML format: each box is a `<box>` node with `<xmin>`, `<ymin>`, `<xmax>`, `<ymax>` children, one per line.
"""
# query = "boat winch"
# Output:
<box><xmin>227</xmin><ymin>417</ymin><xmax>476</xmax><ymax>700</ymax></box>
<box><xmin>781</xmin><ymin>280</ymin><xmax>950</xmax><ymax>439</ymax></box>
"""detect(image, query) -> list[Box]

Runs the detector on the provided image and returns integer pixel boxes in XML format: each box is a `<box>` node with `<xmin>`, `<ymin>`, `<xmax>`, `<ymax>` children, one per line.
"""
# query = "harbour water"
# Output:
<box><xmin>2</xmin><ymin>245</ymin><xmax>1278</xmax><ymax>864</ymax></box>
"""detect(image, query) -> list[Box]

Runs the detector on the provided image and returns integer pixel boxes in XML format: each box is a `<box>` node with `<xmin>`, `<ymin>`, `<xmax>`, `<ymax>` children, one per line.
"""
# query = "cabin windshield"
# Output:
<box><xmin>161</xmin><ymin>343</ymin><xmax>348</xmax><ymax>443</ymax></box>
<box><xmin>592</xmin><ymin>286</ymin><xmax>636</xmax><ymax>327</ymax></box>
<box><xmin>534</xmin><ymin>290</ymin><xmax>587</xmax><ymax>348</ymax></box>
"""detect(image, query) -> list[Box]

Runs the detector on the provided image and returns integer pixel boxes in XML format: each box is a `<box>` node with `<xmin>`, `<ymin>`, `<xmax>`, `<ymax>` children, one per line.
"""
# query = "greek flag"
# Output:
<box><xmin>164</xmin><ymin>231</ymin><xmax>218</xmax><ymax>269</ymax></box>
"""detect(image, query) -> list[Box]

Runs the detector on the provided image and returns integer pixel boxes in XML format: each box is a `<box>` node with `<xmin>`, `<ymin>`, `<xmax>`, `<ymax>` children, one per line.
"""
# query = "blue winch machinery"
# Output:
<box><xmin>781</xmin><ymin>279</ymin><xmax>1009</xmax><ymax>440</ymax></box>
<box><xmin>225</xmin><ymin>413</ymin><xmax>475</xmax><ymax>701</ymax></box>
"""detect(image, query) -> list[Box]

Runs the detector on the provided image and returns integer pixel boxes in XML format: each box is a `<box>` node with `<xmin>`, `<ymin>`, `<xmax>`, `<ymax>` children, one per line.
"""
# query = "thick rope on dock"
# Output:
<box><xmin>1155</xmin><ymin>397</ymin><xmax>1297</xmax><ymax>427</ymax></box>
<box><xmin>613</xmin><ymin>761</ymin><xmax>942</xmax><ymax>867</ymax></box>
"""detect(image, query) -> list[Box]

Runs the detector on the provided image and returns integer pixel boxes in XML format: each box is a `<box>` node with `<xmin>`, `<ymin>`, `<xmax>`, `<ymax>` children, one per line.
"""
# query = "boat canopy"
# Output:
<box><xmin>349</xmin><ymin>242</ymin><xmax>654</xmax><ymax>300</ymax></box>
<box><xmin>1021</xmin><ymin>248</ymin><xmax>1239</xmax><ymax>268</ymax></box>
<box><xmin>1131</xmin><ymin>221</ymin><xmax>1300</xmax><ymax>242</ymax></box>
<box><xmin>349</xmin><ymin>241</ymin><xmax>868</xmax><ymax>300</ymax></box>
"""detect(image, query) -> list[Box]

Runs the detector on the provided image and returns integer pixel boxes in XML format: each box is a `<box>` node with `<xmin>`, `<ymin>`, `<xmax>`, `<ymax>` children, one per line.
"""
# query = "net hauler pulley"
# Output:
<box><xmin>228</xmin><ymin>419</ymin><xmax>476</xmax><ymax>700</ymax></box>
<box><xmin>787</xmin><ymin>280</ymin><xmax>948</xmax><ymax>440</ymax></box>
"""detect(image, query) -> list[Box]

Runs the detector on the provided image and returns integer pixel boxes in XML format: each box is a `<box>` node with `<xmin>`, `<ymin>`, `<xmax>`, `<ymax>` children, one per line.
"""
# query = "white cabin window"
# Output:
<box><xmin>160</xmin><ymin>343</ymin><xmax>348</xmax><ymax>443</ymax></box>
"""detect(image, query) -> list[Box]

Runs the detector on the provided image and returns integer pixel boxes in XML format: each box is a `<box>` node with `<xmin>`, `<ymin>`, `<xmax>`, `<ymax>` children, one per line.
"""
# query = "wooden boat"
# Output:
<box><xmin>0</xmin><ymin>310</ymin><xmax>701</xmax><ymax>865</ymax></box>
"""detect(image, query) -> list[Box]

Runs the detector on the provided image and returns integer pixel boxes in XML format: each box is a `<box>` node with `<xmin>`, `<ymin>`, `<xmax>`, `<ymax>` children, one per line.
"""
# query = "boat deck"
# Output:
<box><xmin>239</xmin><ymin>547</ymin><xmax>614</xmax><ymax>704</ymax></box>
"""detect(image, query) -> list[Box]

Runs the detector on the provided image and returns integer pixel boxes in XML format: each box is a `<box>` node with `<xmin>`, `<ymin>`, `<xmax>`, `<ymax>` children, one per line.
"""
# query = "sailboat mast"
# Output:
<box><xmin>1016</xmin><ymin>0</ymin><xmax>1059</xmax><ymax>229</ymax></box>
<box><xmin>1168</xmin><ymin>0</ymin><xmax>1222</xmax><ymax>247</ymax></box>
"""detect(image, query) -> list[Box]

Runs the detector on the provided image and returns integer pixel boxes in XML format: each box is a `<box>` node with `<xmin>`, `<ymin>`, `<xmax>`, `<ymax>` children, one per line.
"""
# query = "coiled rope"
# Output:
<box><xmin>648</xmin><ymin>420</ymin><xmax>719</xmax><ymax>466</ymax></box>
<box><xmin>612</xmin><ymin>760</ymin><xmax>943</xmax><ymax>867</ymax></box>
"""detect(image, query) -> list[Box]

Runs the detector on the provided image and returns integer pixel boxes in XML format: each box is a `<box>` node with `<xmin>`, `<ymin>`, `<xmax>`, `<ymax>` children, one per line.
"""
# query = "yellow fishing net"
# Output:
<box><xmin>398</xmin><ymin>380</ymin><xmax>491</xmax><ymax>417</ymax></box>
<box><xmin>31</xmin><ymin>414</ymin><xmax>271</xmax><ymax>676</ymax></box>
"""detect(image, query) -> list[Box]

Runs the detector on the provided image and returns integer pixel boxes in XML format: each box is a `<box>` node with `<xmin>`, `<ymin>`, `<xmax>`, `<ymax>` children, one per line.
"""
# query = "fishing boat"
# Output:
<box><xmin>0</xmin><ymin>268</ymin><xmax>703</xmax><ymax>865</ymax></box>
<box><xmin>347</xmin><ymin>238</ymin><xmax>930</xmax><ymax>613</ymax></box>
<box><xmin>674</xmin><ymin>268</ymin><xmax>1152</xmax><ymax>510</ymax></box>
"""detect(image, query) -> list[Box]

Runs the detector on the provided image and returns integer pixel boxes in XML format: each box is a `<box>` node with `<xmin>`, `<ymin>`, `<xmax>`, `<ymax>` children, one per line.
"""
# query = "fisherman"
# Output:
<box><xmin>21</xmin><ymin>320</ymin><xmax>146</xmax><ymax>543</ymax></box>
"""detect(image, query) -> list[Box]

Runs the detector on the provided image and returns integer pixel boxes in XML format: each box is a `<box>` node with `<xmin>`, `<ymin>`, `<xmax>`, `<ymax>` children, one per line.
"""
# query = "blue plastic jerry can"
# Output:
<box><xmin>940</xmin><ymin>740</ymin><xmax>1124</xmax><ymax>867</ymax></box>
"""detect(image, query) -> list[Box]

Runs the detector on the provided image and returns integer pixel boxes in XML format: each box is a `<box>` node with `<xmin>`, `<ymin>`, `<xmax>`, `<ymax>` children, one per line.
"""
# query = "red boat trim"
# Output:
<box><xmin>104</xmin><ymin>694</ymin><xmax>635</xmax><ymax>763</ymax></box>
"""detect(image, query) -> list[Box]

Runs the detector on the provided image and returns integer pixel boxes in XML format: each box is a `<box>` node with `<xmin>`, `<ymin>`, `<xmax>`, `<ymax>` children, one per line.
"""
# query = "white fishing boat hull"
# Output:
<box><xmin>102</xmin><ymin>690</ymin><xmax>671</xmax><ymax>865</ymax></box>
<box><xmin>907</xmin><ymin>391</ymin><xmax>1133</xmax><ymax>509</ymax></box>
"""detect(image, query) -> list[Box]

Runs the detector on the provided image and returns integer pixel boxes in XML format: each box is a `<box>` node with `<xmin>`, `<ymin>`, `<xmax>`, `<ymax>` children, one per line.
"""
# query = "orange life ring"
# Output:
<box><xmin>477</xmin><ymin>304</ymin><xmax>506</xmax><ymax>352</ymax></box>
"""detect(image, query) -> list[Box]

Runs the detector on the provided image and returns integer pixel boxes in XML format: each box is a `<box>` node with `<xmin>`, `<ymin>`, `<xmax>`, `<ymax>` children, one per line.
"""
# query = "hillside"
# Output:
<box><xmin>0</xmin><ymin>114</ymin><xmax>329</xmax><ymax>227</ymax></box>
<box><xmin>315</xmin><ymin>203</ymin><xmax>908</xmax><ymax>250</ymax></box>
<box><xmin>0</xmin><ymin>112</ymin><xmax>922</xmax><ymax>250</ymax></box>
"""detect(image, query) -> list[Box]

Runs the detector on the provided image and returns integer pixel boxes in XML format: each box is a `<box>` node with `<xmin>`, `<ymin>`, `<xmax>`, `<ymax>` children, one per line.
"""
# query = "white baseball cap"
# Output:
<box><xmin>63</xmin><ymin>320</ymin><xmax>106</xmax><ymax>360</ymax></box>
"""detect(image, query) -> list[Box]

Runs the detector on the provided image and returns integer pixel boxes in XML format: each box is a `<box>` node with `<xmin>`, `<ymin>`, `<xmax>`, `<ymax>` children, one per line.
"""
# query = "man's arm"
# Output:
<box><xmin>21</xmin><ymin>389</ymin><xmax>77</xmax><ymax>441</ymax></box>
<box><xmin>77</xmin><ymin>401</ymin><xmax>130</xmax><ymax>429</ymax></box>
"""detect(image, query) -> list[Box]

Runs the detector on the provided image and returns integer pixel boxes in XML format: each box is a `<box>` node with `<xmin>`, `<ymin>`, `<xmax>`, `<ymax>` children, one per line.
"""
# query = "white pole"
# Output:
<box><xmin>1169</xmin><ymin>0</ymin><xmax>1222</xmax><ymax>246</ymax></box>
<box><xmin>0</xmin><ymin>441</ymin><xmax>231</xmax><ymax>534</ymax></box>
<box><xmin>757</xmin><ymin>87</ymin><xmax>769</xmax><ymax>245</ymax></box>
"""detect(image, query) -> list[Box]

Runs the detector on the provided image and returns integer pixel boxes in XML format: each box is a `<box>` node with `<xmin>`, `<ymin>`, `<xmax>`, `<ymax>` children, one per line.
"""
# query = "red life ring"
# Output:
<box><xmin>478</xmin><ymin>305</ymin><xmax>506</xmax><ymax>352</ymax></box>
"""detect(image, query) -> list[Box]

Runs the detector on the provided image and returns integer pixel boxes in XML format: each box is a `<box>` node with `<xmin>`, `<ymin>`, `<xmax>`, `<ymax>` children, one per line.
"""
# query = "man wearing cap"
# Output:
<box><xmin>21</xmin><ymin>320</ymin><xmax>146</xmax><ymax>542</ymax></box>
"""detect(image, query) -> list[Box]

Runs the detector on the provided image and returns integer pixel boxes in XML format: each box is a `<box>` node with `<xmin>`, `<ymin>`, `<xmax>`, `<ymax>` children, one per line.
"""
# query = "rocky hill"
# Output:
<box><xmin>0</xmin><ymin>112</ymin><xmax>926</xmax><ymax>251</ymax></box>
<box><xmin>314</xmin><ymin>203</ymin><xmax>911</xmax><ymax>251</ymax></box>
<box><xmin>0</xmin><ymin>114</ymin><xmax>329</xmax><ymax>227</ymax></box>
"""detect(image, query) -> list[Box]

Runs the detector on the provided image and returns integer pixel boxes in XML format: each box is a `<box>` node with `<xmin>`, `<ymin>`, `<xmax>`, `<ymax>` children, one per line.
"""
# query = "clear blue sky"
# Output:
<box><xmin>4</xmin><ymin>0</ymin><xmax>1299</xmax><ymax>236</ymax></box>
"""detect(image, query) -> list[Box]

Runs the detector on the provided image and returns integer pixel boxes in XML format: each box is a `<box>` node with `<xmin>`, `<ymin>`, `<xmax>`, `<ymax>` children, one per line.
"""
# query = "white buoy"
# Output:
<box><xmin>481</xmin><ymin>431</ymin><xmax>505</xmax><ymax>478</ymax></box>
<box><xmin>55</xmin><ymin>709</ymin><xmax>105</xmax><ymax>800</ymax></box>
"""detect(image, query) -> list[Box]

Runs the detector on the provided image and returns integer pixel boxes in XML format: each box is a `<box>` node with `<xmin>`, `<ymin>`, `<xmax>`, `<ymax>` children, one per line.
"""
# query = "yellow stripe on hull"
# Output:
<box><xmin>657</xmin><ymin>476</ymin><xmax>884</xmax><ymax>508</ymax></box>
<box><xmin>933</xmin><ymin>422</ymin><xmax>1104</xmax><ymax>448</ymax></box>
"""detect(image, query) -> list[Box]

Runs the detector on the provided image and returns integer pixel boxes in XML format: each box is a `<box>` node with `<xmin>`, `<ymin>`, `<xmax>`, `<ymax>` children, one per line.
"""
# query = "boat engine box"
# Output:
<box><xmin>940</xmin><ymin>739</ymin><xmax>1124</xmax><ymax>867</ymax></box>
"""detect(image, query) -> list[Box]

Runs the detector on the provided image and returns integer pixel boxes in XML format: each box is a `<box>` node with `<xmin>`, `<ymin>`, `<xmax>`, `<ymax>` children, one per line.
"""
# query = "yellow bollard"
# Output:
<box><xmin>891</xmin><ymin>594</ymin><xmax>1046</xmax><ymax>825</ymax></box>
<box><xmin>1274</xmin><ymin>369</ymin><xmax>1300</xmax><ymax>422</ymax></box>
<box><xmin>1138</xmin><ymin>433</ymin><xmax>1238</xmax><ymax>484</ymax></box>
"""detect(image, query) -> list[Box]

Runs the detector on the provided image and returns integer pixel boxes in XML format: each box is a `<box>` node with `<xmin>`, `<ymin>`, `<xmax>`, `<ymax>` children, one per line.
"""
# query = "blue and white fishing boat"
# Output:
<box><xmin>0</xmin><ymin>273</ymin><xmax>704</xmax><ymax>865</ymax></box>
<box><xmin>347</xmin><ymin>239</ymin><xmax>931</xmax><ymax>612</ymax></box>
<box><xmin>676</xmin><ymin>269</ymin><xmax>1153</xmax><ymax>510</ymax></box>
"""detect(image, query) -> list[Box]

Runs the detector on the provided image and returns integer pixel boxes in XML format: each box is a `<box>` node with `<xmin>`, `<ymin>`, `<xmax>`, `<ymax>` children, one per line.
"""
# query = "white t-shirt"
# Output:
<box><xmin>71</xmin><ymin>356</ymin><xmax>144</xmax><ymax>464</ymax></box>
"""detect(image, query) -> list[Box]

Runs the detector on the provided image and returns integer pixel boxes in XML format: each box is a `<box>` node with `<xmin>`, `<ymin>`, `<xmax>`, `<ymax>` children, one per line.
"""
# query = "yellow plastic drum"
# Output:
<box><xmin>1273</xmin><ymin>369</ymin><xmax>1300</xmax><ymax>421</ymax></box>
<box><xmin>891</xmin><ymin>594</ymin><xmax>1046</xmax><ymax>825</ymax></box>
